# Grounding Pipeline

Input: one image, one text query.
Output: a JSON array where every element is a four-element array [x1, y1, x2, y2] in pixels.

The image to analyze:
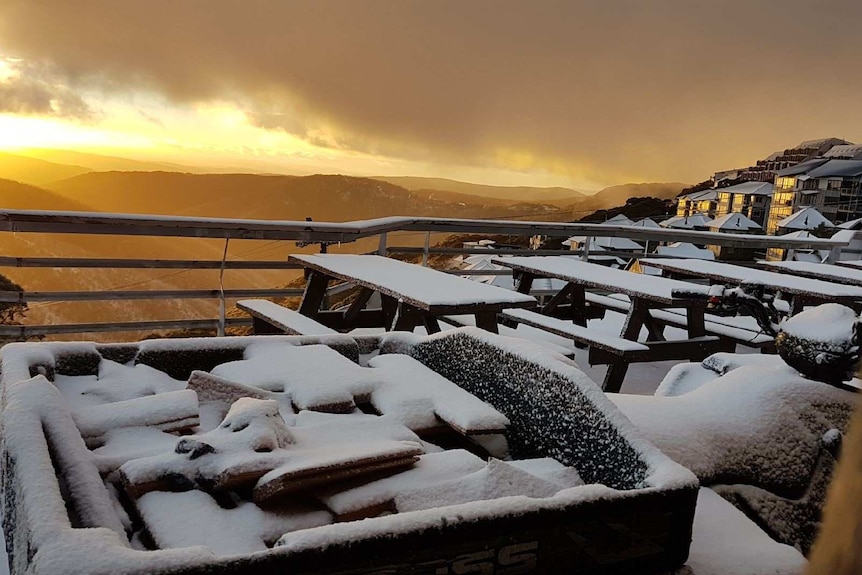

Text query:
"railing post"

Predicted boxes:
[[581, 236, 592, 261], [217, 238, 229, 337], [422, 232, 430, 267], [377, 232, 388, 256]]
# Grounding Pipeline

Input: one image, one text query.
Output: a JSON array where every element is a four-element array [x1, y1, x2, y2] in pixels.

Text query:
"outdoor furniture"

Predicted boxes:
[[493, 257, 725, 392], [288, 254, 536, 333], [640, 258, 862, 314], [237, 299, 339, 336], [758, 260, 862, 288]]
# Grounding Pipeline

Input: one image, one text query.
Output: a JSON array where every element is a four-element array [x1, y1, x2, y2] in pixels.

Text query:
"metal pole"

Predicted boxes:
[[581, 236, 592, 261], [377, 232, 388, 256], [217, 238, 229, 337], [422, 232, 430, 267]]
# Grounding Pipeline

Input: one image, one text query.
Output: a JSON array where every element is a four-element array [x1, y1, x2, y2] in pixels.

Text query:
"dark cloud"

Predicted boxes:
[[0, 1, 860, 184], [0, 60, 94, 119]]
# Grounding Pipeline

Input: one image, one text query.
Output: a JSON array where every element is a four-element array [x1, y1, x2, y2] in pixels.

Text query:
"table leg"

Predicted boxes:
[[381, 295, 398, 329], [391, 302, 419, 332], [344, 287, 374, 325], [475, 311, 499, 333], [543, 283, 574, 317], [423, 315, 442, 334], [515, 272, 535, 295], [570, 284, 587, 327], [621, 299, 648, 341], [686, 306, 706, 338], [298, 271, 331, 318], [603, 362, 629, 393]]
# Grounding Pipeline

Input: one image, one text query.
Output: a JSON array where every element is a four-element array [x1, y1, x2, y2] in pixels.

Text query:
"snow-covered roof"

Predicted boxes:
[[777, 207, 834, 231], [823, 143, 862, 159], [797, 137, 850, 149], [806, 159, 862, 178], [838, 216, 862, 230], [716, 181, 774, 196], [776, 158, 830, 177], [461, 255, 568, 293], [659, 213, 713, 229], [632, 217, 661, 229], [564, 235, 643, 250], [679, 189, 718, 202], [654, 242, 715, 260], [601, 214, 636, 226], [708, 212, 762, 232]]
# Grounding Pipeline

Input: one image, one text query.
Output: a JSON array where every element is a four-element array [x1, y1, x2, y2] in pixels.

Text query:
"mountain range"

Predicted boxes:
[[0, 148, 687, 339]]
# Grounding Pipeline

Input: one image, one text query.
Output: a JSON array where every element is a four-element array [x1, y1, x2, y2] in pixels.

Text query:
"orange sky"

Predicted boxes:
[[1, 1, 860, 191]]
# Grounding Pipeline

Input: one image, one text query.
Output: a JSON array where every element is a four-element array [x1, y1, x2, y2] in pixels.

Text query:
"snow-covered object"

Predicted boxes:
[[0, 332, 698, 575], [654, 242, 715, 260], [776, 303, 861, 384], [367, 354, 510, 434], [72, 389, 200, 447], [137, 490, 332, 556], [211, 342, 380, 412], [632, 217, 661, 229], [611, 360, 857, 552], [395, 459, 560, 512]]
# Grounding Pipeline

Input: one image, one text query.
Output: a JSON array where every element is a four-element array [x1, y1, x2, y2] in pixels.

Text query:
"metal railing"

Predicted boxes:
[[0, 208, 852, 340]]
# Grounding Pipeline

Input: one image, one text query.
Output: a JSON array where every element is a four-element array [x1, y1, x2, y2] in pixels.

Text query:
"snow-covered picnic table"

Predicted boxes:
[[758, 260, 862, 288], [641, 257, 862, 314], [492, 257, 725, 392], [288, 254, 536, 333]]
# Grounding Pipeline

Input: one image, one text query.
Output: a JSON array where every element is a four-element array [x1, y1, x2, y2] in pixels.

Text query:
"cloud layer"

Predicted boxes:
[[1, 1, 860, 185]]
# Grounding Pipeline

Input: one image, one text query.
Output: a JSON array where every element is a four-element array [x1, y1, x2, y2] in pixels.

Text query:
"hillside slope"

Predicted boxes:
[[373, 176, 584, 203], [46, 172, 559, 221], [0, 152, 92, 186]]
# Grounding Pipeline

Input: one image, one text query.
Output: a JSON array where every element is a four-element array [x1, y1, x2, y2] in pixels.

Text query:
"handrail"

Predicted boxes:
[[0, 209, 849, 249], [0, 208, 856, 339]]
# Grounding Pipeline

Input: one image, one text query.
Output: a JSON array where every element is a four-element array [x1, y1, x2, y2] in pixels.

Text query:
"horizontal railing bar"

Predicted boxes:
[[0, 317, 253, 337], [388, 247, 575, 256], [0, 288, 304, 303], [0, 256, 299, 269], [0, 209, 850, 249]]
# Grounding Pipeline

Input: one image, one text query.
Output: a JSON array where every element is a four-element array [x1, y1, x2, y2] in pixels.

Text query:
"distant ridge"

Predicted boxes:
[[0, 152, 92, 186], [373, 176, 586, 203]]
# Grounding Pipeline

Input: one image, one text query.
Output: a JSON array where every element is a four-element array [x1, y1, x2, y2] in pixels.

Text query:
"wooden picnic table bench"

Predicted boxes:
[[584, 293, 774, 350], [492, 257, 725, 392], [757, 260, 862, 288], [236, 299, 338, 336], [640, 258, 862, 315], [288, 254, 537, 334]]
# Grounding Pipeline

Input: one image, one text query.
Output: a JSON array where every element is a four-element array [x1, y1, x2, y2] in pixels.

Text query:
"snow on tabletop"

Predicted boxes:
[[317, 450, 485, 516], [779, 303, 859, 345], [211, 342, 380, 411], [367, 354, 510, 433], [682, 488, 806, 575], [95, 360, 187, 401], [492, 256, 710, 302], [760, 259, 862, 284], [137, 490, 332, 556], [610, 364, 857, 491], [395, 459, 560, 512], [639, 257, 862, 298], [289, 254, 537, 307]]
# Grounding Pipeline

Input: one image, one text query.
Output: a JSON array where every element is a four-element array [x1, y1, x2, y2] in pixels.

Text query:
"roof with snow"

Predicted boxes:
[[776, 158, 830, 177], [602, 214, 636, 226], [659, 213, 713, 229], [563, 235, 643, 250], [708, 212, 762, 232], [838, 217, 862, 230], [777, 207, 835, 231], [654, 242, 715, 260], [806, 159, 862, 178], [632, 217, 661, 228], [796, 137, 851, 149], [678, 189, 718, 202], [823, 144, 862, 159], [716, 181, 774, 196]]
